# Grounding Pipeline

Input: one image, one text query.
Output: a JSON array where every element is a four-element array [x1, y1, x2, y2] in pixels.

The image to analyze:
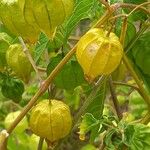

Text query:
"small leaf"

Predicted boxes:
[[34, 32, 49, 63], [78, 113, 99, 141], [1, 76, 24, 103], [47, 54, 86, 91], [85, 80, 107, 119]]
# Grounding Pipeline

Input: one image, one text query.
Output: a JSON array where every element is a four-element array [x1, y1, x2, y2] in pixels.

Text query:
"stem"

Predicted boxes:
[[128, 2, 150, 16], [19, 37, 42, 82], [118, 3, 150, 15], [123, 54, 150, 107], [120, 17, 128, 47], [0, 131, 8, 150], [73, 76, 107, 130], [38, 137, 44, 150], [100, 0, 111, 12], [37, 67, 46, 72], [119, 17, 150, 107], [109, 77, 122, 120], [141, 112, 150, 124], [113, 81, 140, 93]]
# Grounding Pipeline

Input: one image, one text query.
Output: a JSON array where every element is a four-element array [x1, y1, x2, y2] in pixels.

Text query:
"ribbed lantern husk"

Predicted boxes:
[[29, 99, 72, 142], [0, 132, 7, 150], [6, 44, 32, 83], [76, 28, 123, 81], [0, 0, 74, 42]]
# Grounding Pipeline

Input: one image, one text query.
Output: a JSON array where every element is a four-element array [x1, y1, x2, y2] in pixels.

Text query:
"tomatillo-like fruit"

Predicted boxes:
[[76, 28, 123, 81], [29, 99, 72, 142]]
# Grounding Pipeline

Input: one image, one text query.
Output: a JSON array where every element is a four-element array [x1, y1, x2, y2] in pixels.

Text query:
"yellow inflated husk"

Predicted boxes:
[[0, 0, 74, 42], [29, 99, 72, 142], [76, 28, 123, 81], [6, 44, 32, 83]]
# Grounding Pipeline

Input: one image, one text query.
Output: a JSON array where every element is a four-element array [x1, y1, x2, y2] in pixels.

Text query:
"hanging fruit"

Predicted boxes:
[[0, 0, 74, 42], [76, 28, 123, 81], [0, 32, 12, 71], [4, 111, 28, 133], [29, 99, 72, 142], [6, 44, 33, 83]]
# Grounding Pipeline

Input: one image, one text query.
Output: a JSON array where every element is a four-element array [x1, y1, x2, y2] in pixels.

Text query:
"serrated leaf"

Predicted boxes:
[[129, 31, 150, 92], [34, 32, 49, 63], [85, 80, 107, 119], [78, 113, 99, 141]]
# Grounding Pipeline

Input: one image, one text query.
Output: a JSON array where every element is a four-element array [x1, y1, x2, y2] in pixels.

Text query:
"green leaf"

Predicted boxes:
[[129, 31, 150, 92], [115, 21, 136, 48], [47, 54, 86, 91], [126, 123, 150, 150], [34, 32, 49, 63], [104, 128, 117, 150], [132, 31, 150, 75], [123, 0, 148, 21], [1, 76, 24, 103], [64, 86, 82, 110], [129, 91, 147, 119], [78, 113, 100, 141], [85, 80, 107, 119]]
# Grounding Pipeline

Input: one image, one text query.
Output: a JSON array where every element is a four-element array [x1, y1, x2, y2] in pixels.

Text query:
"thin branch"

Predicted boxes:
[[69, 36, 80, 41], [119, 16, 150, 108], [109, 14, 128, 22], [109, 77, 122, 120], [128, 2, 150, 16], [38, 137, 44, 150], [118, 2, 150, 15], [113, 81, 140, 92], [100, 0, 111, 12], [0, 130, 8, 150], [141, 112, 150, 124], [120, 17, 128, 47], [19, 37, 42, 82], [37, 67, 47, 72], [123, 54, 150, 107]]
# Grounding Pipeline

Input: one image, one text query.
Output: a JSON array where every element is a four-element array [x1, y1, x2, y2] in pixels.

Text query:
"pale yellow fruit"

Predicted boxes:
[[4, 111, 28, 134], [76, 28, 123, 81], [29, 99, 72, 142]]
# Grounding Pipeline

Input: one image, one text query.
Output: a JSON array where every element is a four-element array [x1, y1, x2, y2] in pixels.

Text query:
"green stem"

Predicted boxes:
[[141, 112, 150, 124], [109, 77, 122, 120], [119, 17, 150, 121], [113, 81, 140, 92], [38, 137, 44, 150], [123, 54, 150, 107]]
